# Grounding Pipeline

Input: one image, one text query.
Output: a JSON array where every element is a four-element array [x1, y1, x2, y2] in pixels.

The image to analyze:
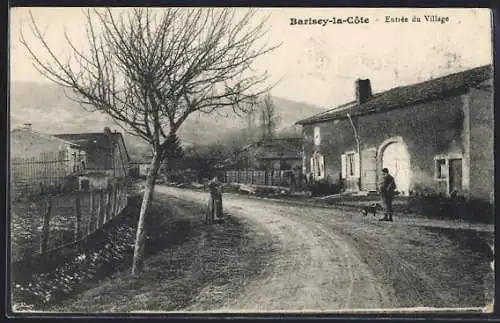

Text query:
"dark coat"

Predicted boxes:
[[380, 174, 396, 197]]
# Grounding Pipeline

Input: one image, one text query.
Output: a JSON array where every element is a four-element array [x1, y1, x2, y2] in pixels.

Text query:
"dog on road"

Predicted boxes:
[[361, 203, 384, 217]]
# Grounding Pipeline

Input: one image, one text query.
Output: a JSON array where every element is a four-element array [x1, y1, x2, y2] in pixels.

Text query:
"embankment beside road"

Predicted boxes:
[[19, 192, 275, 313]]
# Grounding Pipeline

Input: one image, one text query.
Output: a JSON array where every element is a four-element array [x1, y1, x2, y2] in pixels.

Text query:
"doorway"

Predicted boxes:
[[380, 140, 411, 196], [448, 158, 463, 194]]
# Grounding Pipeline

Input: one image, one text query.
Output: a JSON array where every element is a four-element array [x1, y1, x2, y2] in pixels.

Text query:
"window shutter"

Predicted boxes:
[[354, 153, 360, 178], [319, 155, 325, 179], [341, 154, 347, 179], [310, 157, 315, 178], [314, 127, 321, 146]]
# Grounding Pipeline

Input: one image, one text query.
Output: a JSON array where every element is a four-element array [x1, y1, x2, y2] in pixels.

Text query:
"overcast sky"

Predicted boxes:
[[10, 7, 492, 108]]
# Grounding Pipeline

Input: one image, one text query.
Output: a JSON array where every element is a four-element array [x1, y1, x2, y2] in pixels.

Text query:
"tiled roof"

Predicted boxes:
[[296, 65, 493, 125]]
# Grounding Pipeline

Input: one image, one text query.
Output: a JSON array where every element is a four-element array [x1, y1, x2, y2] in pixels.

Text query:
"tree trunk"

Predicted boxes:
[[131, 152, 162, 276], [74, 193, 82, 241]]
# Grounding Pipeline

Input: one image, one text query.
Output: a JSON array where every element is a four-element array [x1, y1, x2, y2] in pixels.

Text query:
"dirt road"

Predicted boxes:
[[156, 186, 494, 312]]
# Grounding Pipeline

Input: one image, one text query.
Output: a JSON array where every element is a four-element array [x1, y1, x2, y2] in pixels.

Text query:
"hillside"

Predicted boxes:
[[10, 82, 324, 159]]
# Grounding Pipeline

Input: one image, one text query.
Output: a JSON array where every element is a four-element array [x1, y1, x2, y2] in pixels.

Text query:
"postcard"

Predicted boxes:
[[8, 7, 494, 315]]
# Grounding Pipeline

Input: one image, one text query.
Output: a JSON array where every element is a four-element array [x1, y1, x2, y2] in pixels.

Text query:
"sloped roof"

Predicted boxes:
[[11, 127, 83, 159], [53, 132, 130, 161], [296, 65, 493, 125], [241, 137, 302, 160], [11, 127, 82, 149]]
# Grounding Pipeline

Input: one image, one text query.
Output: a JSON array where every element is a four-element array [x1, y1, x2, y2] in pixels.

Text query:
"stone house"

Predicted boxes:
[[296, 65, 493, 202]]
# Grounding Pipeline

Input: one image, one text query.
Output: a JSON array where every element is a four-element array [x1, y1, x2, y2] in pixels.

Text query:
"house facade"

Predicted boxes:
[[296, 65, 493, 202], [53, 127, 130, 189], [10, 124, 87, 198]]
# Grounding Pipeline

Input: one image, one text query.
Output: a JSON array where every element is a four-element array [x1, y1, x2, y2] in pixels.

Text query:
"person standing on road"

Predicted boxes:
[[208, 176, 223, 220], [379, 168, 396, 222]]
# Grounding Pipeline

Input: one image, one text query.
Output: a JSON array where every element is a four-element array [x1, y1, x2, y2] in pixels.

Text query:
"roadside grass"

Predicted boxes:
[[46, 192, 274, 313]]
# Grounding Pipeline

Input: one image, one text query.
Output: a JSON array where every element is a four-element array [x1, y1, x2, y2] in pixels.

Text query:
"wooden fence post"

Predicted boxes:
[[106, 184, 113, 220], [74, 193, 82, 241], [98, 189, 105, 226], [106, 184, 113, 221], [120, 183, 125, 212], [90, 190, 96, 232], [113, 183, 119, 216], [40, 194, 52, 255], [95, 190, 101, 228], [116, 184, 121, 215], [112, 183, 118, 217]]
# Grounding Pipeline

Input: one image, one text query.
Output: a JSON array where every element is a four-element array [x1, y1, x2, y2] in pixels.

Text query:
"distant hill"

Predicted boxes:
[[10, 82, 324, 159]]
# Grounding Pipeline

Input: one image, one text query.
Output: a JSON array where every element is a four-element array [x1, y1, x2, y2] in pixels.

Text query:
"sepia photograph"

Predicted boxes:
[[8, 7, 494, 315]]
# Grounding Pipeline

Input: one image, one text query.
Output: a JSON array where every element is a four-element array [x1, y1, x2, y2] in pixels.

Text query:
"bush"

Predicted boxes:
[[406, 194, 494, 224], [307, 180, 344, 197]]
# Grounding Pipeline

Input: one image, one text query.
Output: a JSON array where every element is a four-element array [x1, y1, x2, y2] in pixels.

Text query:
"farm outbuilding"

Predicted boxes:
[[10, 124, 87, 199], [53, 127, 130, 189]]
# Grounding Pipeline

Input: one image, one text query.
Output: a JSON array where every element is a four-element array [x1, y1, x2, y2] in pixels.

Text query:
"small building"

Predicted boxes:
[[53, 127, 130, 190], [224, 137, 304, 189], [232, 137, 303, 171], [128, 162, 149, 179], [296, 65, 493, 202], [10, 123, 87, 198], [129, 160, 164, 179]]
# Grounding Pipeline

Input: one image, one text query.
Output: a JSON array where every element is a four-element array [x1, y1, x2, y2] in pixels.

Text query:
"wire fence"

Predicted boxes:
[[11, 151, 76, 201], [11, 179, 129, 263]]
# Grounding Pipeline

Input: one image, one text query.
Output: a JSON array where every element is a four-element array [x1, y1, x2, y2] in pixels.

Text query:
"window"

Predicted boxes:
[[314, 127, 321, 146], [341, 152, 360, 179], [79, 177, 90, 191], [310, 152, 325, 180], [435, 158, 447, 179], [434, 154, 465, 195]]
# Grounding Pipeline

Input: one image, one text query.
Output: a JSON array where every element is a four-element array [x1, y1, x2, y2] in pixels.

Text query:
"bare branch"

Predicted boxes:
[[20, 7, 280, 274]]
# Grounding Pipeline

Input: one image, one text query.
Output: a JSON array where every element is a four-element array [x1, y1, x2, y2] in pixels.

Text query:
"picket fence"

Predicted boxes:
[[224, 169, 297, 187]]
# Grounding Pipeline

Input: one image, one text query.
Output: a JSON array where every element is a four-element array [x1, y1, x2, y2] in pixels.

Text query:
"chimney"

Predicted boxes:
[[355, 78, 372, 105], [104, 127, 112, 136], [23, 123, 32, 130]]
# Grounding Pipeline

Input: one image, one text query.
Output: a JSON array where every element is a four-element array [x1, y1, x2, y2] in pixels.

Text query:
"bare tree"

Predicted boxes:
[[259, 93, 280, 140], [20, 7, 280, 275]]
